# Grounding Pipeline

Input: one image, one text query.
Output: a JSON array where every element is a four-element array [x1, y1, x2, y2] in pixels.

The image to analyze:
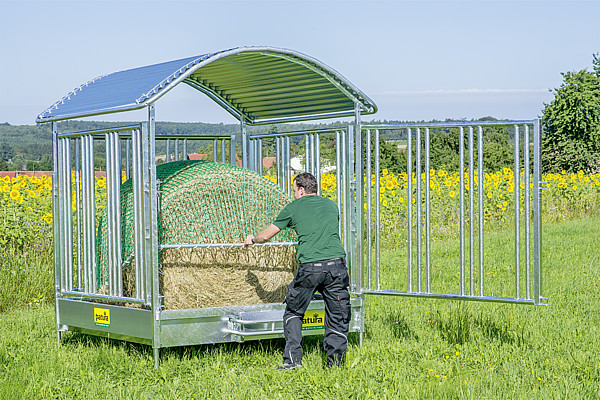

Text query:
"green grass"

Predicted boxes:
[[0, 240, 53, 312], [1, 217, 599, 399]]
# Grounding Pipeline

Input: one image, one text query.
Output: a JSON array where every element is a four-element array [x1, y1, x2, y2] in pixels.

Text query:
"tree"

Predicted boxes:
[[0, 142, 14, 161], [542, 54, 600, 173]]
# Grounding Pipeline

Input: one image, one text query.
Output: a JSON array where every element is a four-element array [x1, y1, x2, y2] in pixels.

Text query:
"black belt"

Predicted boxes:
[[301, 258, 345, 268]]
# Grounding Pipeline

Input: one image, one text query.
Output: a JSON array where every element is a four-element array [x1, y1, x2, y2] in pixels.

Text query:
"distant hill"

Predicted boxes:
[[0, 117, 498, 171]]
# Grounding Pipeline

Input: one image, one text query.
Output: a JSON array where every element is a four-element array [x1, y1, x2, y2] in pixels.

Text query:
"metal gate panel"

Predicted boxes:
[[358, 120, 546, 306]]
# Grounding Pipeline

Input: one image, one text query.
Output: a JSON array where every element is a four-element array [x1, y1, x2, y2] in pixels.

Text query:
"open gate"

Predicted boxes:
[[350, 120, 545, 306]]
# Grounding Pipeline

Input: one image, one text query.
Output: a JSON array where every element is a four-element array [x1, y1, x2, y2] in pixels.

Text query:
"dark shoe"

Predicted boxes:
[[276, 363, 302, 371]]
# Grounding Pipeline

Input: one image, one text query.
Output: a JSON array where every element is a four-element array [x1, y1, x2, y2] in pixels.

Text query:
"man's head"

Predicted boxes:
[[293, 173, 318, 199]]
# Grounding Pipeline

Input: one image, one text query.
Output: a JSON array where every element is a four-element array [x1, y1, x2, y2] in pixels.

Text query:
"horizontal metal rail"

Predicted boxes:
[[249, 126, 342, 139], [229, 318, 282, 325], [158, 241, 298, 250], [362, 289, 547, 305], [251, 110, 357, 125], [58, 124, 141, 139], [363, 120, 535, 129], [155, 134, 235, 140], [222, 328, 284, 337], [60, 290, 146, 304]]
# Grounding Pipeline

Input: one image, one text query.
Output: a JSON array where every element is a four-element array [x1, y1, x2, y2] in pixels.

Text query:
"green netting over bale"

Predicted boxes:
[[96, 160, 298, 309]]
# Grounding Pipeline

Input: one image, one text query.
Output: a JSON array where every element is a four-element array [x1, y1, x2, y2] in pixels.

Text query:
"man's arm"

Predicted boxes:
[[244, 224, 281, 247]]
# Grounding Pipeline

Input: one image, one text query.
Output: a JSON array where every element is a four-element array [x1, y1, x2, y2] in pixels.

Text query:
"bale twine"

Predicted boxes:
[[96, 160, 297, 309]]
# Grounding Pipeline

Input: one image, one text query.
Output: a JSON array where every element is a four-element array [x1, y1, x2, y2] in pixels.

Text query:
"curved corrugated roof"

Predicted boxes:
[[36, 46, 377, 124]]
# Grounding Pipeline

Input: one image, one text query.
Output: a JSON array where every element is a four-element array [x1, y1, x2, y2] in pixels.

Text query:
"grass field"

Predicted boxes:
[[1, 216, 598, 399]]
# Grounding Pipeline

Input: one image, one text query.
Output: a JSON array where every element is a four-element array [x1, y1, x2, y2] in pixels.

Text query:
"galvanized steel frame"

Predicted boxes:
[[50, 114, 546, 372]]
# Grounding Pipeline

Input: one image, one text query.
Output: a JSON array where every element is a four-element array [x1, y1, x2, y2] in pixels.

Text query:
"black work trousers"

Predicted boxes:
[[282, 258, 351, 367]]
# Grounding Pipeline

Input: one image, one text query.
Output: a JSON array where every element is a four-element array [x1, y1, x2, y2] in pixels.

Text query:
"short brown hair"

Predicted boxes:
[[294, 173, 318, 194]]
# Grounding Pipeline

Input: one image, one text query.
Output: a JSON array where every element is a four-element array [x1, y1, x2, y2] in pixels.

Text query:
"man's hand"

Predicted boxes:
[[243, 224, 281, 247], [244, 235, 256, 247]]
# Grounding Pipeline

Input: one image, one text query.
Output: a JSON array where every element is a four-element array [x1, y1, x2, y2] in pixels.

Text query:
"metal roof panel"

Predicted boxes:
[[36, 47, 377, 124]]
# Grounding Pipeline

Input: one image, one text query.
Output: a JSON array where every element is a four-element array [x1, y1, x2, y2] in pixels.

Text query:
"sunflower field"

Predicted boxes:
[[0, 166, 599, 310], [0, 174, 113, 249], [1, 168, 599, 250]]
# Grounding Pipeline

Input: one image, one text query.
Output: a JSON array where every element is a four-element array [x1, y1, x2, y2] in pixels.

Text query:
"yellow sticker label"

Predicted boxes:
[[94, 308, 110, 327], [302, 310, 325, 330]]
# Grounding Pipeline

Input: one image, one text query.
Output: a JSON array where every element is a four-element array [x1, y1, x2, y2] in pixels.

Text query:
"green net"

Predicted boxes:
[[96, 160, 298, 309]]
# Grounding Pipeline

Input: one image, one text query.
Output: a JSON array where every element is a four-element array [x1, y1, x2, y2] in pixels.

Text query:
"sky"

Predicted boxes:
[[0, 0, 599, 126]]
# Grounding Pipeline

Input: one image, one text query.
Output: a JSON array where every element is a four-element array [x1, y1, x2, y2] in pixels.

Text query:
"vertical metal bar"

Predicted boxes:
[[478, 126, 484, 296], [80, 137, 89, 293], [166, 139, 171, 163], [256, 139, 261, 172], [148, 105, 161, 366], [126, 139, 131, 180], [258, 139, 263, 175], [61, 139, 69, 292], [416, 127, 422, 293], [89, 135, 97, 292], [65, 139, 73, 291], [407, 128, 413, 292], [514, 125, 521, 298], [425, 128, 431, 293], [230, 134, 236, 166], [105, 132, 114, 295], [375, 129, 381, 291], [142, 124, 152, 302], [75, 139, 82, 289], [366, 129, 372, 289], [315, 134, 321, 195], [52, 122, 61, 343], [468, 126, 475, 296], [304, 134, 310, 174], [346, 125, 355, 293], [132, 127, 143, 299], [341, 130, 348, 252], [248, 138, 254, 171], [276, 137, 281, 188], [241, 120, 248, 169], [82, 134, 96, 293], [311, 134, 316, 176], [533, 119, 542, 305], [336, 131, 342, 238], [213, 139, 218, 162], [183, 139, 188, 161], [56, 138, 64, 292], [221, 139, 226, 164], [354, 108, 363, 295], [524, 124, 531, 299], [114, 132, 123, 296], [286, 136, 291, 196], [57, 137, 65, 292], [459, 127, 465, 296], [174, 139, 179, 162]]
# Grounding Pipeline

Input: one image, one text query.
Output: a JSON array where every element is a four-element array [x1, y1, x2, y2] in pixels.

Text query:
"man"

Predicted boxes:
[[244, 172, 350, 370]]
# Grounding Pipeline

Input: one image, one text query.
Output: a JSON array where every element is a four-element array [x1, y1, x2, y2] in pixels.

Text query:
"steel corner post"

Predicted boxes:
[[52, 122, 62, 344], [148, 105, 162, 368]]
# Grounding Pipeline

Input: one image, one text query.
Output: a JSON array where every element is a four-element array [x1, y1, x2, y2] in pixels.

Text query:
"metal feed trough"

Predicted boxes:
[[37, 46, 546, 367]]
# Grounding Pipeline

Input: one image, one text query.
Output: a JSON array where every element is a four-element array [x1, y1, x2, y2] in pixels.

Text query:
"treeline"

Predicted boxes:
[[0, 117, 551, 174], [0, 118, 471, 171]]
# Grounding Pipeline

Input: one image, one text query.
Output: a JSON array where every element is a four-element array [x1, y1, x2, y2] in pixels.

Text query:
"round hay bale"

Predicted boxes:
[[96, 160, 297, 309]]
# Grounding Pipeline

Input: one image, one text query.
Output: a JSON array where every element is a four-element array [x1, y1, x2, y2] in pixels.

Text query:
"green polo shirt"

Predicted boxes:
[[273, 195, 346, 264]]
